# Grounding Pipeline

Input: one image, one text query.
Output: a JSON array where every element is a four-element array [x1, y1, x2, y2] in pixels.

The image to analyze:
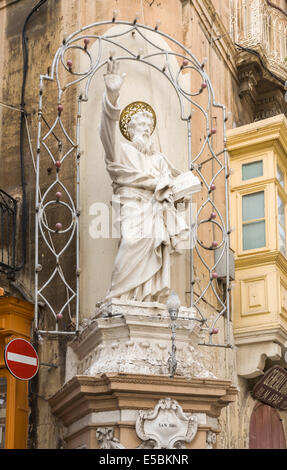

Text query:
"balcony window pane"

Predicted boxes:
[[277, 164, 284, 188], [278, 195, 285, 226], [0, 377, 7, 449], [279, 225, 286, 256], [243, 221, 266, 250], [242, 160, 263, 181], [242, 192, 264, 222], [278, 195, 286, 255]]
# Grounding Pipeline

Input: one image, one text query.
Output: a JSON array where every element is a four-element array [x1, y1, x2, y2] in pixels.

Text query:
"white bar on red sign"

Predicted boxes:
[[7, 352, 38, 366]]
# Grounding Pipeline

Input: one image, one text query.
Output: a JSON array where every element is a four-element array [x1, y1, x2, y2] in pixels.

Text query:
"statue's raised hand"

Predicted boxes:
[[104, 58, 126, 106]]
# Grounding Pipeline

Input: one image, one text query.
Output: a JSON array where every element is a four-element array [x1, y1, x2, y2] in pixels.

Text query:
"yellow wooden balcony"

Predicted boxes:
[[227, 114, 287, 378]]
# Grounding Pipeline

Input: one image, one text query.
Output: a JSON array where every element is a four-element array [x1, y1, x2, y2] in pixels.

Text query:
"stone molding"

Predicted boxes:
[[50, 373, 238, 425], [191, 0, 238, 80], [49, 373, 237, 448], [0, 0, 20, 10]]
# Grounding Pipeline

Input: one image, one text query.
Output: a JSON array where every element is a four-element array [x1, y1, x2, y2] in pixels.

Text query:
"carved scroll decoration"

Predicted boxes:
[[135, 398, 198, 449]]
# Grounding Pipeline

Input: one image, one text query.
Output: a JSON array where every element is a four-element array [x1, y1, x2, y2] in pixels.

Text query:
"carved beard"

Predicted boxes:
[[131, 133, 154, 156]]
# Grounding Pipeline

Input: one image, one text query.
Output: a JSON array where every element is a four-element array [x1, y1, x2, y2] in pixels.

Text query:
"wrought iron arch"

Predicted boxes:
[[35, 18, 232, 347]]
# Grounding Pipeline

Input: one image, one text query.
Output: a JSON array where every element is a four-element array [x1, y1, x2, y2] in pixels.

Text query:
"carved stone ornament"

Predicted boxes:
[[206, 430, 217, 449], [136, 398, 198, 449], [96, 427, 125, 449], [65, 299, 216, 383]]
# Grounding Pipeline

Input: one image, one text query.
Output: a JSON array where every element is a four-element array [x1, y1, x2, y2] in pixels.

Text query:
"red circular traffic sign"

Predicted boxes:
[[4, 338, 39, 380]]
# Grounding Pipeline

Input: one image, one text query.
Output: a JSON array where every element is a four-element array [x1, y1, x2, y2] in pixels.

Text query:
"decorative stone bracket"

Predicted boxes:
[[236, 54, 287, 123]]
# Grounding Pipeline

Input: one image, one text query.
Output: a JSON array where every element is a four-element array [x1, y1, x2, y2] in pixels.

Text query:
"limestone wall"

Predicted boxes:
[[0, 0, 284, 449]]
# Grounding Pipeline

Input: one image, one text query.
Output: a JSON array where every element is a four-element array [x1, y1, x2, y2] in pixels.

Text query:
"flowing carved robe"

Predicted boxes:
[[100, 93, 189, 302]]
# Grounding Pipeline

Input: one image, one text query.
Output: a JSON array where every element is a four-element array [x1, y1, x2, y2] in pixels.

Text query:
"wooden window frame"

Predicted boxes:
[[237, 184, 269, 256]]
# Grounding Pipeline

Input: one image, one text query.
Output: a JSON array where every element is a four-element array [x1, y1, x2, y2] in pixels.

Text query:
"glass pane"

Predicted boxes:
[[0, 377, 7, 449], [242, 160, 263, 180], [279, 227, 286, 255], [277, 164, 284, 188], [243, 220, 266, 250], [242, 192, 264, 222], [278, 195, 285, 228]]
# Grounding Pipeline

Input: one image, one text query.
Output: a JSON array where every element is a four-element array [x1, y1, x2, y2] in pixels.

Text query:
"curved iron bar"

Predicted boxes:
[[35, 20, 232, 347]]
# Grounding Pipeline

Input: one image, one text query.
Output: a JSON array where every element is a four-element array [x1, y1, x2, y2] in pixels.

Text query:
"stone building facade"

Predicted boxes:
[[0, 0, 287, 449]]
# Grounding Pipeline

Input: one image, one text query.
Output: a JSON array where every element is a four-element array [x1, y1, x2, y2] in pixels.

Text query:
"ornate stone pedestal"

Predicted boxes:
[[65, 299, 213, 381], [50, 300, 237, 448]]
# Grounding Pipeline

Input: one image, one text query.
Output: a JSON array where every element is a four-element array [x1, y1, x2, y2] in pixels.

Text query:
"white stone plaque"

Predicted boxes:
[[136, 398, 198, 449]]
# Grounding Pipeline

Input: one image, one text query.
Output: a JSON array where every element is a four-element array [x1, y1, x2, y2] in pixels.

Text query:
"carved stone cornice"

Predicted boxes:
[[254, 89, 286, 122], [49, 373, 238, 428]]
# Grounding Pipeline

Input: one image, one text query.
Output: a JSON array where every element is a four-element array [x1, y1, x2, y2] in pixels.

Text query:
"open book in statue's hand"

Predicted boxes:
[[172, 171, 201, 202]]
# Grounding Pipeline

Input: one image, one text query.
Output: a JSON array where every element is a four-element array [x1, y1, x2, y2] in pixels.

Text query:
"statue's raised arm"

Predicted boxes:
[[100, 58, 126, 163]]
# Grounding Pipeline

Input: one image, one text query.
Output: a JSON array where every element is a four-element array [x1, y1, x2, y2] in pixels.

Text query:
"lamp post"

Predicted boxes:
[[167, 291, 180, 378]]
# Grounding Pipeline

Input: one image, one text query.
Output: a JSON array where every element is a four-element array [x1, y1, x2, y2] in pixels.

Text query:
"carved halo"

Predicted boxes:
[[119, 101, 156, 141]]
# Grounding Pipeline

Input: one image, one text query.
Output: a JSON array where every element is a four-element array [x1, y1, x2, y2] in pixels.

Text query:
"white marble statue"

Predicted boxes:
[[99, 58, 200, 303]]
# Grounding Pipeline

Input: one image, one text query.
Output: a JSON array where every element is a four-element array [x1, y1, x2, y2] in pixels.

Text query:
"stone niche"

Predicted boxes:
[[79, 24, 192, 318]]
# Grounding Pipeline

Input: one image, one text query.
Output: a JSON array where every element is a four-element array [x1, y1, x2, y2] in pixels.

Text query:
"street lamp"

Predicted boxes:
[[167, 291, 180, 377]]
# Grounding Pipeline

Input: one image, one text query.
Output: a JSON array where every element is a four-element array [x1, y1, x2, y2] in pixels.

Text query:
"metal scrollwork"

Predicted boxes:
[[35, 18, 232, 346]]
